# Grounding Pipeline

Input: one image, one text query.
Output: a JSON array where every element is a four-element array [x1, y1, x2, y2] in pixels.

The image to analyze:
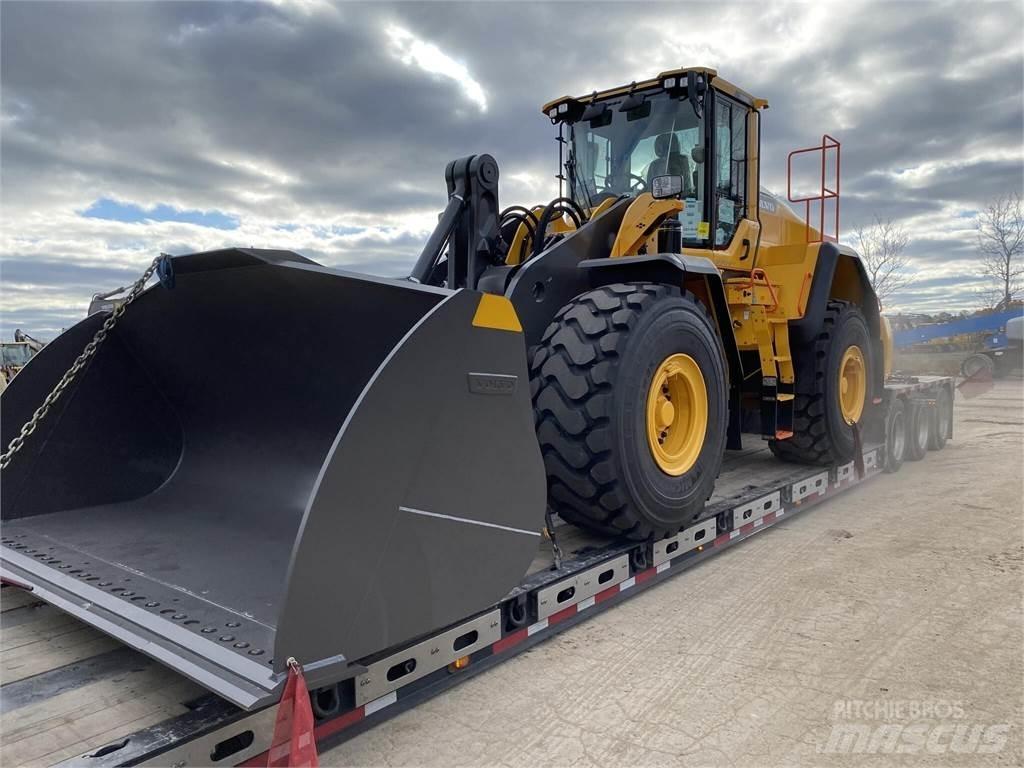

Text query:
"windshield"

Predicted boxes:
[[568, 92, 706, 242], [1, 344, 34, 367]]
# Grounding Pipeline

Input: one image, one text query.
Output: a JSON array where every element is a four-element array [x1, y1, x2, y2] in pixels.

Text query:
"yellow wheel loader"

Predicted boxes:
[[0, 67, 888, 709]]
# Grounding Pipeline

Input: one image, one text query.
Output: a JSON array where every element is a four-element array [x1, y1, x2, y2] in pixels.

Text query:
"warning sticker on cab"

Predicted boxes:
[[681, 198, 699, 239]]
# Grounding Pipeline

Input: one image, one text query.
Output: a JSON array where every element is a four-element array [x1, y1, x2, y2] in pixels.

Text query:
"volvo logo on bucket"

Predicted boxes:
[[468, 372, 518, 395]]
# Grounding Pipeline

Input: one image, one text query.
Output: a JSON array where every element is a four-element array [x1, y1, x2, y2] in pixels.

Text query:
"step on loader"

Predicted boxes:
[[1, 67, 893, 709]]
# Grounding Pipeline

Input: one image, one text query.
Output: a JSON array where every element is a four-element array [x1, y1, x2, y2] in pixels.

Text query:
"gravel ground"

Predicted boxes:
[[326, 379, 1024, 767]]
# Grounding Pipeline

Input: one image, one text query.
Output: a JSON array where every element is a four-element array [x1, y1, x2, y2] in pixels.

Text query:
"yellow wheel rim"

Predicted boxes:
[[646, 353, 708, 476], [839, 345, 867, 424]]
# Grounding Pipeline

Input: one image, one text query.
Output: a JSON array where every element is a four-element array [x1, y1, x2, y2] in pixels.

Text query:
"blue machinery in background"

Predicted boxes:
[[892, 309, 1024, 350]]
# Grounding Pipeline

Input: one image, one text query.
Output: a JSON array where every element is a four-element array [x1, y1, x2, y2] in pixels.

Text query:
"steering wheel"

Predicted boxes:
[[587, 175, 647, 205]]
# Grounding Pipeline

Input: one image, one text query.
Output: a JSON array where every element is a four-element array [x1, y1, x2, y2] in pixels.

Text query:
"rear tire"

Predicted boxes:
[[770, 300, 872, 465], [905, 400, 930, 461], [927, 387, 952, 450], [882, 398, 906, 473], [530, 283, 728, 541]]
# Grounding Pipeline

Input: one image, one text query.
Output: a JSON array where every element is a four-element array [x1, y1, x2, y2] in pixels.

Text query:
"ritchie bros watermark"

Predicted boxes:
[[819, 699, 1011, 755]]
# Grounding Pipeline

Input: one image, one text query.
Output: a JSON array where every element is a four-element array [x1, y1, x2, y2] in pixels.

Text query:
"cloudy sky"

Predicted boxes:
[[2, 0, 1022, 337]]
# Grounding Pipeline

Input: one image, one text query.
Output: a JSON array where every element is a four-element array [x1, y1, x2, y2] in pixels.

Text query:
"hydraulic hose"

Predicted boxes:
[[499, 206, 539, 263], [531, 197, 586, 258]]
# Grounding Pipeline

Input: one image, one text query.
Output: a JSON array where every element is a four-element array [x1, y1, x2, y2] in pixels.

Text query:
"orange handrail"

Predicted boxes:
[[787, 135, 840, 244]]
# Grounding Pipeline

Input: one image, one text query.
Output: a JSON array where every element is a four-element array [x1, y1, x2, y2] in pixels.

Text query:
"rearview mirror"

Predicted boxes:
[[651, 175, 683, 200]]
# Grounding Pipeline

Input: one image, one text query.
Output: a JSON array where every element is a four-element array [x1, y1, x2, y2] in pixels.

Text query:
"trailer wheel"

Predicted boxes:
[[905, 400, 930, 461], [928, 387, 952, 450], [530, 283, 728, 541], [770, 300, 872, 465], [883, 398, 906, 473]]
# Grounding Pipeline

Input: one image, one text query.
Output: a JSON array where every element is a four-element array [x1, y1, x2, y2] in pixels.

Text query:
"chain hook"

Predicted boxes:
[[157, 253, 175, 290]]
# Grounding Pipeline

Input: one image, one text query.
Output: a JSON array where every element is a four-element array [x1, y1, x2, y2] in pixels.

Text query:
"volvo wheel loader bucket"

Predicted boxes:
[[0, 248, 546, 709]]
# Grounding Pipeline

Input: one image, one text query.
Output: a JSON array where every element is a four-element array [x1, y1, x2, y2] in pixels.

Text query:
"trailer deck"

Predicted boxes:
[[0, 377, 954, 767]]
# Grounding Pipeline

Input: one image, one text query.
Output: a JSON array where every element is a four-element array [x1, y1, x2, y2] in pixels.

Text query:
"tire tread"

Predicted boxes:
[[530, 283, 717, 540]]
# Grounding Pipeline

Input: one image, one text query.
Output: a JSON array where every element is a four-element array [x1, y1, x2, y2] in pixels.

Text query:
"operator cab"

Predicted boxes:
[[544, 68, 764, 252]]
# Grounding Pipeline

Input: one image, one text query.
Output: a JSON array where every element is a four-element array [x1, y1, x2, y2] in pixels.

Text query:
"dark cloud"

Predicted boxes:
[[1, 0, 1022, 335]]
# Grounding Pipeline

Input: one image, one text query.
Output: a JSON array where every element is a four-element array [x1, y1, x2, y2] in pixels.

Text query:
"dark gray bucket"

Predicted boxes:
[[0, 248, 545, 708]]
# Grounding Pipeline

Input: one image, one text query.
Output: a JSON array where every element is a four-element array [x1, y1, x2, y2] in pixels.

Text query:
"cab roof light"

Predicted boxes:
[[545, 97, 587, 123]]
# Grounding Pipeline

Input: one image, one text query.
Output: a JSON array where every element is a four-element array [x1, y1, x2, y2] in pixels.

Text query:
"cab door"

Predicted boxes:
[[711, 92, 749, 250]]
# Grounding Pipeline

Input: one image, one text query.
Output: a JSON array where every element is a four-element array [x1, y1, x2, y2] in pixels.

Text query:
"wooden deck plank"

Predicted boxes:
[[0, 669, 201, 767], [1, 602, 61, 630], [2, 609, 92, 650], [2, 629, 122, 684], [1, 587, 43, 613]]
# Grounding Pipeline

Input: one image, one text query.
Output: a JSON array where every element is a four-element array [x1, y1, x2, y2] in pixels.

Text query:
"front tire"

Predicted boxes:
[[530, 283, 728, 541]]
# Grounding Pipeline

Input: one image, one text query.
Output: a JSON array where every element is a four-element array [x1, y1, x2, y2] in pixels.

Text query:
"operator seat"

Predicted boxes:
[[647, 133, 691, 194]]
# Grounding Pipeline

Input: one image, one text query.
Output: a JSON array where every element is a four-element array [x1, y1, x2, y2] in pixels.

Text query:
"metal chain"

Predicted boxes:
[[0, 254, 168, 470]]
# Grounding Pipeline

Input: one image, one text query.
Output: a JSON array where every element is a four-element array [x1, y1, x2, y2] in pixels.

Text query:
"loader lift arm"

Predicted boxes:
[[410, 154, 501, 290]]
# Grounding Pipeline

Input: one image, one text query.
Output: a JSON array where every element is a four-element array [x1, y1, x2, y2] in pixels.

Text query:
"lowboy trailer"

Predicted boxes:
[[1, 374, 952, 767]]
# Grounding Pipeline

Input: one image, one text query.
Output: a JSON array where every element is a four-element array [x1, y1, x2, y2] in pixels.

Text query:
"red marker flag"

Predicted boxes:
[[267, 658, 319, 768]]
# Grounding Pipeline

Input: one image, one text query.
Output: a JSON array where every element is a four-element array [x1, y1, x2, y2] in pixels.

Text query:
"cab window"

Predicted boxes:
[[714, 95, 747, 246], [569, 92, 708, 245]]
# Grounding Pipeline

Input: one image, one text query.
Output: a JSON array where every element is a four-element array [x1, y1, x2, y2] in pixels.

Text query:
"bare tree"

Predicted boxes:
[[853, 215, 912, 306], [977, 191, 1024, 309]]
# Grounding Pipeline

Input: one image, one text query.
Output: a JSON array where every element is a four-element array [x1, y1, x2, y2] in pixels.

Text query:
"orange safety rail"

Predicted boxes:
[[787, 134, 840, 244]]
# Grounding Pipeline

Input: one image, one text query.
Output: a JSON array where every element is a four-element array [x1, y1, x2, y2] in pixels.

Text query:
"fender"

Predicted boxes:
[[790, 241, 885, 398], [577, 253, 744, 385]]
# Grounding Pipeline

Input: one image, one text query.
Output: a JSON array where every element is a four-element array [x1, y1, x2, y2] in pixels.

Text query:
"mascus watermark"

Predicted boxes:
[[819, 699, 1011, 755]]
